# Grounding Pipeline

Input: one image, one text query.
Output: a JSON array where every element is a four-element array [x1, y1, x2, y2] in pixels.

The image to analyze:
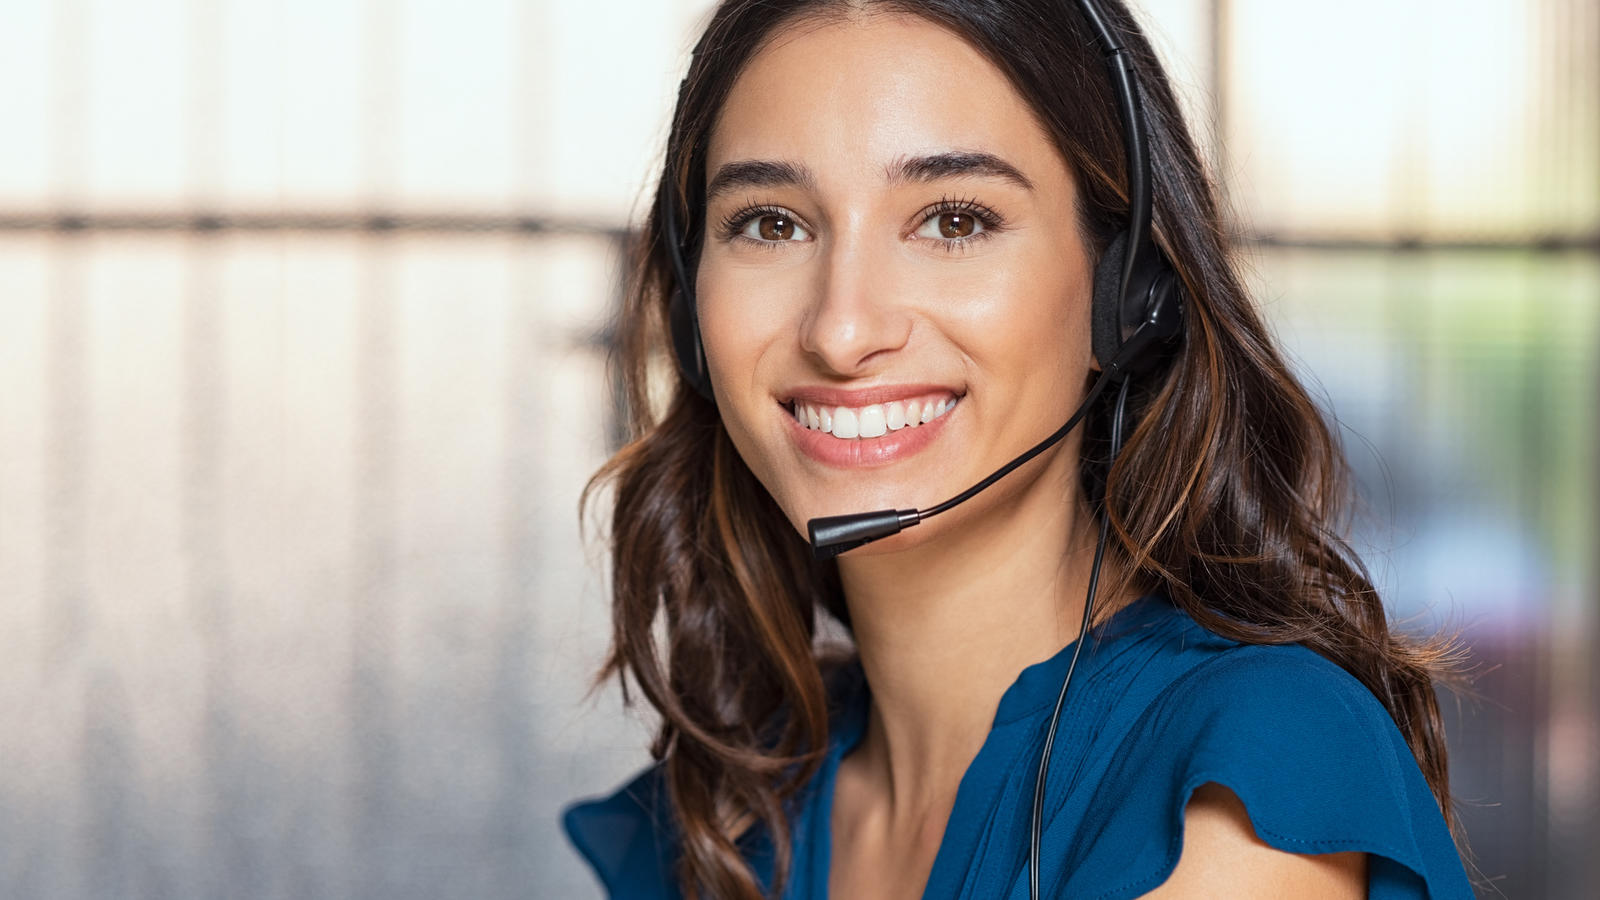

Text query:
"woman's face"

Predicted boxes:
[[698, 12, 1096, 551]]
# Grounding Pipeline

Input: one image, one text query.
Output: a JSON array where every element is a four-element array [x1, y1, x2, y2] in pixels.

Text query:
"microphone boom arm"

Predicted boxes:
[[806, 367, 1118, 560]]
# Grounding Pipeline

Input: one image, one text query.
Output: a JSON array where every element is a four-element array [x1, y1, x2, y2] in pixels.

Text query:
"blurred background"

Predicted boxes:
[[0, 0, 1592, 897]]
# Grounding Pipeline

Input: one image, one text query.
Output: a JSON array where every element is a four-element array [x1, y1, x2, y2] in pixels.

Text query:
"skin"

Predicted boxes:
[[696, 11, 1365, 899]]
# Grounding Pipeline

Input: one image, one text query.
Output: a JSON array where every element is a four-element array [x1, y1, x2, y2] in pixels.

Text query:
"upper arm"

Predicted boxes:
[[1140, 782, 1367, 899]]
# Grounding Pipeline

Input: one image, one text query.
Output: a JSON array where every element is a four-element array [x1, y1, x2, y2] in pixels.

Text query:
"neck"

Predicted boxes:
[[834, 448, 1135, 828]]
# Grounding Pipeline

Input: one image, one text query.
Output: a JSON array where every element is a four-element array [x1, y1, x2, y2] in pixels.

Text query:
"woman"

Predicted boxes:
[[562, 1, 1474, 898]]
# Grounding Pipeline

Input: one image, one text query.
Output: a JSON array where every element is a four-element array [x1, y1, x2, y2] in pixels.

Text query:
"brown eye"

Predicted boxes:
[[734, 211, 810, 243], [916, 207, 990, 243], [937, 212, 977, 239], [758, 215, 796, 241]]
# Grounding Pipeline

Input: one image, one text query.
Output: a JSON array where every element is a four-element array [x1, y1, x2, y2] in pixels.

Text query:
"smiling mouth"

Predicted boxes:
[[787, 392, 959, 440]]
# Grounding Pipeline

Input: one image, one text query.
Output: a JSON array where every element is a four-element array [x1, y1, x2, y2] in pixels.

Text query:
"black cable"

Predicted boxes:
[[1029, 375, 1132, 900], [921, 366, 1117, 521]]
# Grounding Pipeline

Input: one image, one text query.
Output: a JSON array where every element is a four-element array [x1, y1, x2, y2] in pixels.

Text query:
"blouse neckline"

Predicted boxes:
[[805, 591, 1173, 899]]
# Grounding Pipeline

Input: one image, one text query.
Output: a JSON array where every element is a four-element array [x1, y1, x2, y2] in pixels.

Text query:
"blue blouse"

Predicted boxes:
[[562, 593, 1474, 898]]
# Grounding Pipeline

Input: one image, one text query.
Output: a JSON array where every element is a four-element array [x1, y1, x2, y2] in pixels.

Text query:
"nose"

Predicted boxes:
[[798, 236, 913, 377]]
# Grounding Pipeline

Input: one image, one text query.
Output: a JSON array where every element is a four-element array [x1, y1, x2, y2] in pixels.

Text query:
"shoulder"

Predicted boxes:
[[1147, 781, 1367, 899], [1070, 631, 1474, 899], [1090, 603, 1425, 796], [561, 762, 682, 900], [1144, 641, 1407, 776]]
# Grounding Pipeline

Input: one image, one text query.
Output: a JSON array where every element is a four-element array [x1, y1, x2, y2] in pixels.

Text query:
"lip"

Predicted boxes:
[[781, 395, 957, 469], [780, 383, 962, 408]]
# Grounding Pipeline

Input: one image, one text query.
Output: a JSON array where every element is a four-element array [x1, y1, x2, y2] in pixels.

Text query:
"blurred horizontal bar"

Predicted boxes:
[[0, 210, 1597, 254], [1248, 231, 1600, 254], [0, 210, 627, 240]]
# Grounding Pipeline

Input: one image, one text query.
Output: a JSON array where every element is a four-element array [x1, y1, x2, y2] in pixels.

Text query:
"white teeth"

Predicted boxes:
[[831, 406, 860, 439], [791, 395, 957, 440], [857, 405, 887, 438]]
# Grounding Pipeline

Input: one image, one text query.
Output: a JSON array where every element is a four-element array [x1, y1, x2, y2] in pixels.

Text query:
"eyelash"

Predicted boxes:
[[923, 196, 1005, 253], [715, 195, 1006, 254], [716, 204, 792, 252]]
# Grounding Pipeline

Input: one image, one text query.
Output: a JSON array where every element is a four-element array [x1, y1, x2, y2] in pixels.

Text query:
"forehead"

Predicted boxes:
[[705, 13, 1068, 186]]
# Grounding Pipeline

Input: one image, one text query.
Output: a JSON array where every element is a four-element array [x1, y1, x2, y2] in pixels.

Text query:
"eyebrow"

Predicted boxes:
[[705, 160, 819, 204], [886, 151, 1035, 192], [704, 150, 1034, 204]]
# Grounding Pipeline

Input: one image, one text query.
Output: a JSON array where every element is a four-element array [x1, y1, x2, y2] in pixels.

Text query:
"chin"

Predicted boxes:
[[781, 482, 916, 526]]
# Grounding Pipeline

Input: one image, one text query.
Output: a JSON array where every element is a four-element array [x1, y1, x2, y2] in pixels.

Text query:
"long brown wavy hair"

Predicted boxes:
[[580, 1, 1470, 897]]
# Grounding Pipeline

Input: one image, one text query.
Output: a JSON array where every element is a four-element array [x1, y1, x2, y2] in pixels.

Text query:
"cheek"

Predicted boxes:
[[695, 264, 796, 482], [960, 251, 1093, 393], [695, 262, 798, 381]]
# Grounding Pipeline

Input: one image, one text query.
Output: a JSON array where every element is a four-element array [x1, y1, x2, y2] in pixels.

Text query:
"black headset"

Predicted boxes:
[[657, 1, 1185, 896]]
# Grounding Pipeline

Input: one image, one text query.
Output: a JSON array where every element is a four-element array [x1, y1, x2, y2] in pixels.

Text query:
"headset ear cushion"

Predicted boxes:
[[1091, 232, 1129, 372], [667, 287, 714, 401]]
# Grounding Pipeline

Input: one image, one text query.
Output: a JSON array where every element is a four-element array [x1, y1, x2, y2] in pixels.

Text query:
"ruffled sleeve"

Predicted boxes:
[[1064, 644, 1473, 900], [559, 661, 866, 899], [561, 763, 681, 899]]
